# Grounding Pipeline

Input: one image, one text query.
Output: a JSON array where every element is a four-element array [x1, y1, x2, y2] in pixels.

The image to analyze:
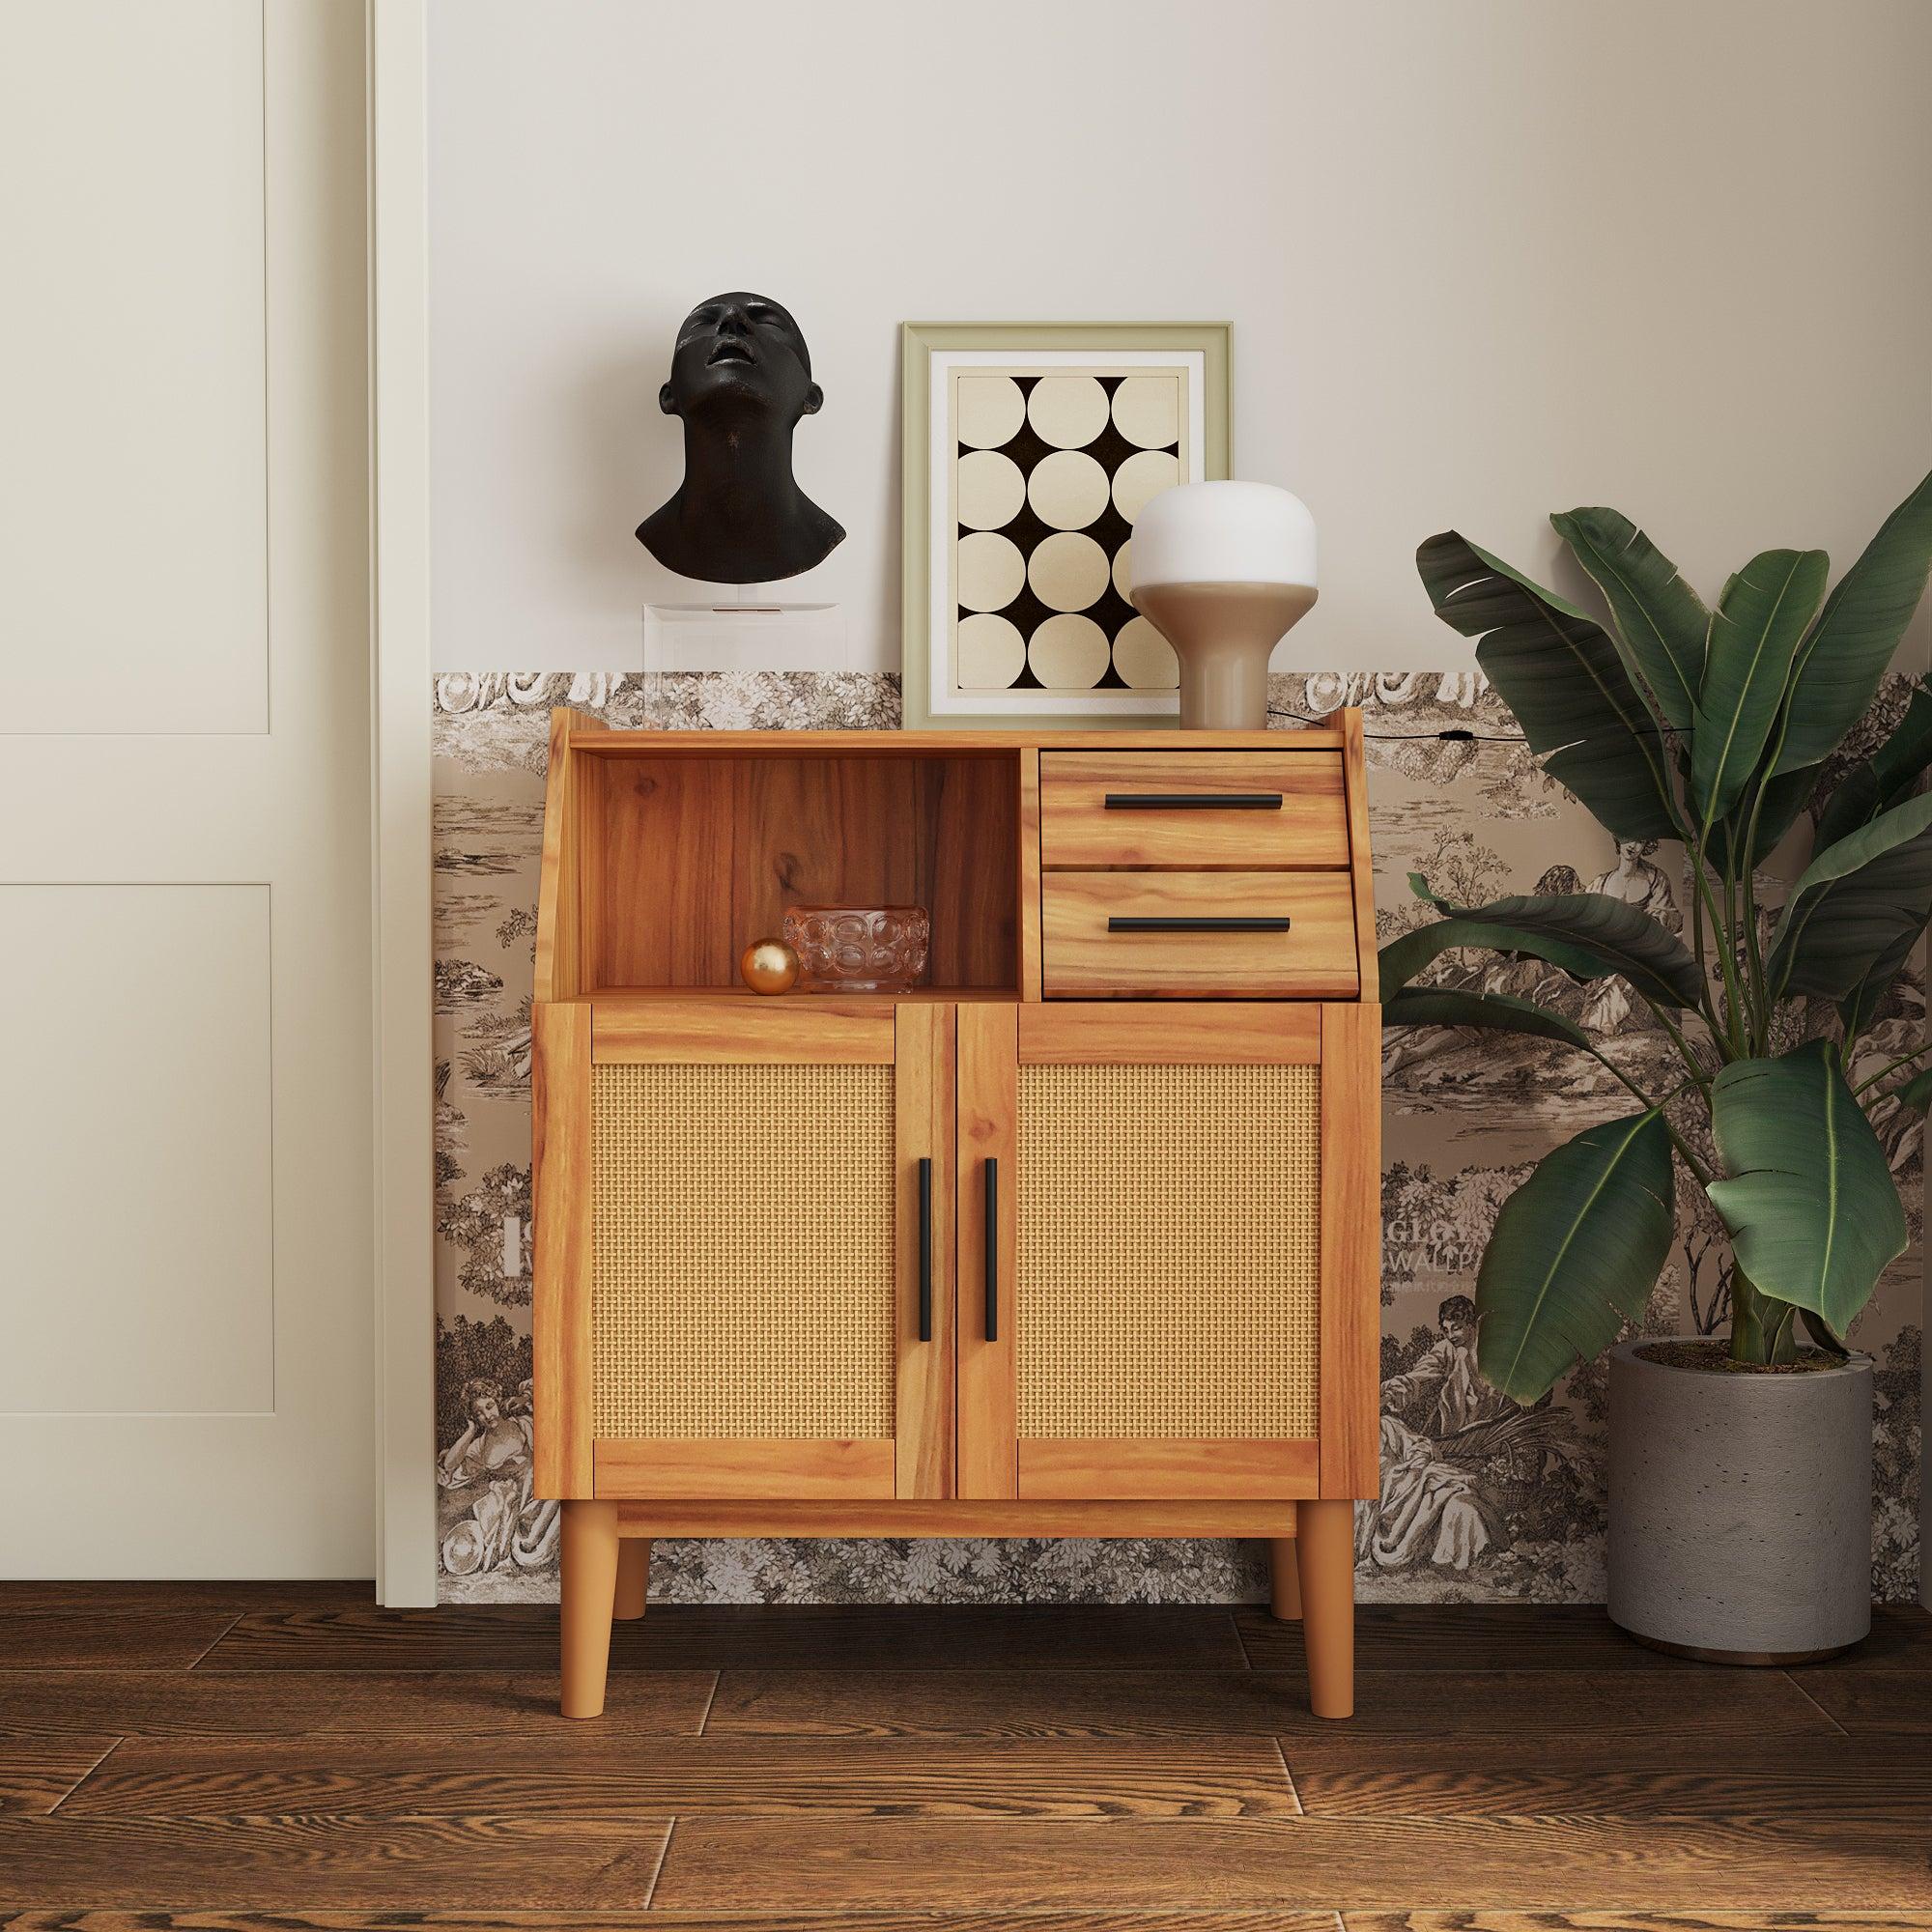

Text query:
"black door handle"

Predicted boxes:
[[1107, 917, 1292, 932], [917, 1156, 932, 1343], [1104, 792, 1283, 810], [983, 1156, 999, 1343]]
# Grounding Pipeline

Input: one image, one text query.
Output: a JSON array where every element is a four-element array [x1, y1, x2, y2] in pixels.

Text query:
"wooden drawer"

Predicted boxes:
[[1039, 751, 1350, 869], [1041, 872, 1360, 999]]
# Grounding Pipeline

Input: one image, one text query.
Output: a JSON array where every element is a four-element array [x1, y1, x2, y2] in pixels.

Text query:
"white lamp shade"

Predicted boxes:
[[1130, 480, 1318, 593]]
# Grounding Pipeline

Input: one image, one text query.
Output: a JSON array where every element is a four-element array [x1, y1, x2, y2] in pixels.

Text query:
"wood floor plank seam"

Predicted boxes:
[[1781, 1667, 1854, 1738], [182, 1613, 246, 1672], [42, 1734, 125, 1817], [641, 1811, 674, 1911], [1271, 1735, 1303, 1818]]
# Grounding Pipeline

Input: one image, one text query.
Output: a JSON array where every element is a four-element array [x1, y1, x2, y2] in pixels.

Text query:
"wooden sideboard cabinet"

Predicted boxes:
[[531, 708, 1380, 1719]]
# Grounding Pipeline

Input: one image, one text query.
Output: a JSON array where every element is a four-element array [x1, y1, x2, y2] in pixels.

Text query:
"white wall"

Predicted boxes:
[[429, 0, 1932, 674]]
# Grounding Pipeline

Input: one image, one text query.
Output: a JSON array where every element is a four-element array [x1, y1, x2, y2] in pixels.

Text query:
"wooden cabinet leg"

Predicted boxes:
[[1267, 1537, 1301, 1621], [1297, 1499, 1355, 1720], [613, 1537, 651, 1621], [560, 1499, 619, 1719]]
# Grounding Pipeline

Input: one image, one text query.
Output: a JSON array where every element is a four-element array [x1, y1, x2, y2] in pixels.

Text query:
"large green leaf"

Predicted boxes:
[[1389, 876, 1704, 1009], [1773, 467, 1932, 777], [1417, 532, 1676, 840], [1893, 1067, 1932, 1114], [1707, 1040, 1906, 1333], [1716, 762, 1820, 873], [1690, 549, 1829, 829], [1835, 920, 1928, 1039], [1765, 789, 1932, 999], [1814, 678, 1932, 852], [1475, 1110, 1675, 1401], [1551, 507, 1709, 729], [1383, 985, 1592, 1050]]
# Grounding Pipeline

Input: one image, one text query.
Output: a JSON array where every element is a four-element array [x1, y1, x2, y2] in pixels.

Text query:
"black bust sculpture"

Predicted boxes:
[[635, 292, 845, 584]]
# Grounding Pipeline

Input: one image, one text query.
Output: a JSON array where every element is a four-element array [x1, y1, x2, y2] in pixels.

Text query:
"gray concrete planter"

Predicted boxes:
[[1607, 1338, 1872, 1662]]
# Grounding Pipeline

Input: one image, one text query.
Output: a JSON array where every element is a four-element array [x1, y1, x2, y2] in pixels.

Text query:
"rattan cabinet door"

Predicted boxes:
[[964, 1005, 1326, 1501], [537, 999, 955, 1502]]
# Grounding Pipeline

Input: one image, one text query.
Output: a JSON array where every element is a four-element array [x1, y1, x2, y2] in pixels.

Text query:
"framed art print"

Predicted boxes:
[[901, 322, 1230, 730]]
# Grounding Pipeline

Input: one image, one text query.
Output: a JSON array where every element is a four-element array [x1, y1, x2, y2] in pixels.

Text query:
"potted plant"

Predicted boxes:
[[1386, 468, 1932, 1661]]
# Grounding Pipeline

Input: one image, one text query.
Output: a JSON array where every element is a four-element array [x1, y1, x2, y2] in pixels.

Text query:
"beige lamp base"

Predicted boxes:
[[1134, 581, 1317, 730]]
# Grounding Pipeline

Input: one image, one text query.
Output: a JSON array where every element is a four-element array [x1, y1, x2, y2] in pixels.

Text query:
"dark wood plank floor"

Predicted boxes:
[[0, 1584, 1928, 1927]]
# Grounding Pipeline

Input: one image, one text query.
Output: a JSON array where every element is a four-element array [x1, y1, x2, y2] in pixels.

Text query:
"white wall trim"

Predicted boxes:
[[367, 0, 437, 1606]]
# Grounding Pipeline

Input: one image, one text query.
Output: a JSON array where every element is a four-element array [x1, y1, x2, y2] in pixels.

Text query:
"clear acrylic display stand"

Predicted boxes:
[[641, 596, 848, 720]]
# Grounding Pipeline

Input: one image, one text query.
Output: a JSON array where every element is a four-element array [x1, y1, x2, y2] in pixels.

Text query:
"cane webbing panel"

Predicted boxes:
[[1016, 1062, 1320, 1439], [591, 1063, 895, 1439]]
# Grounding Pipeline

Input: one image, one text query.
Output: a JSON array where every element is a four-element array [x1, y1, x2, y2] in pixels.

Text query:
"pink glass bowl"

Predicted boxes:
[[781, 904, 931, 993]]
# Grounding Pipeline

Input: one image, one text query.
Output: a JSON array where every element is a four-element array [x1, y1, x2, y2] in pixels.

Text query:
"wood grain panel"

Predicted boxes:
[[56, 1733, 1296, 1822], [0, 1668, 715, 1736], [572, 728, 1340, 754], [705, 1665, 1840, 1740], [591, 1000, 895, 1064], [1019, 1003, 1321, 1065], [0, 1580, 370, 1613], [0, 1911, 1338, 1932], [1039, 751, 1350, 870], [0, 1612, 240, 1671], [196, 1605, 1246, 1675], [1341, 707, 1378, 990], [591, 753, 1019, 991], [0, 1732, 120, 1814], [955, 1002, 1017, 1498], [576, 726, 1345, 757], [1320, 1002, 1381, 1499], [614, 1501, 1294, 1537], [725, 756, 915, 986], [531, 1000, 592, 1498], [648, 1814, 1932, 1913], [1041, 872, 1358, 998], [1019, 746, 1044, 1002], [1017, 1439, 1320, 1501], [895, 1002, 955, 1498], [592, 1439, 895, 1501], [1282, 1732, 1932, 1821], [0, 1815, 674, 1913], [532, 708, 585, 1001], [1794, 1666, 1932, 1733], [916, 754, 1020, 987], [1236, 1604, 1707, 1673], [1349, 1917, 1932, 1931]]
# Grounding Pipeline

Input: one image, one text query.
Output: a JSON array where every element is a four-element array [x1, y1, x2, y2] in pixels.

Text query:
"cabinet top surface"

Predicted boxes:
[[558, 715, 1350, 755]]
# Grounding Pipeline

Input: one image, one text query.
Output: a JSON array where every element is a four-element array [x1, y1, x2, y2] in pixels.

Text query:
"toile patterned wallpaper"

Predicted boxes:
[[432, 668, 1922, 1607]]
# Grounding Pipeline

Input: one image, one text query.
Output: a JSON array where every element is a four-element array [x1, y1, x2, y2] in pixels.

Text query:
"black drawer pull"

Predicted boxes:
[[1104, 792, 1283, 810], [1108, 916, 1292, 932], [983, 1156, 999, 1343], [917, 1157, 933, 1343]]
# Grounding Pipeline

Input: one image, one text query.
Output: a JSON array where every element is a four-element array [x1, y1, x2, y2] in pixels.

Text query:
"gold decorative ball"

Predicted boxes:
[[739, 937, 800, 996]]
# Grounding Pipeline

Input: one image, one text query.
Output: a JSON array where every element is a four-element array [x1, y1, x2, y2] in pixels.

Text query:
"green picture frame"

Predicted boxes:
[[900, 321, 1232, 732]]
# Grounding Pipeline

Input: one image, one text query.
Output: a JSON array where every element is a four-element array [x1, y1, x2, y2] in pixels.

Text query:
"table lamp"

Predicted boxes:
[[1129, 481, 1318, 729]]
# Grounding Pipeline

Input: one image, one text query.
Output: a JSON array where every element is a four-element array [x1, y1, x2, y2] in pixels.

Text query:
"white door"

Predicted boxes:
[[0, 1, 373, 1576]]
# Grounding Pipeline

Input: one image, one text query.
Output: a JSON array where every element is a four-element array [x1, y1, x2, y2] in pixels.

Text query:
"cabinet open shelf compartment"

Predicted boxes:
[[537, 721, 1022, 1000]]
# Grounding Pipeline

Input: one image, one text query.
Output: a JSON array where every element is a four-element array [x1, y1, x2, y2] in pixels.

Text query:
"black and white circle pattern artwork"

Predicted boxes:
[[952, 371, 1183, 696]]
